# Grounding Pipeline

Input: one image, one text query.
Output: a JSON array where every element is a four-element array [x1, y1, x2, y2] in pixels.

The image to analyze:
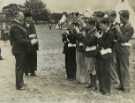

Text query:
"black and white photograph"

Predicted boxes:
[[0, 0, 135, 103]]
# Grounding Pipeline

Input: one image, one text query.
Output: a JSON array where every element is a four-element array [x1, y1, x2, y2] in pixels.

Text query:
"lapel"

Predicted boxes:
[[15, 23, 28, 36]]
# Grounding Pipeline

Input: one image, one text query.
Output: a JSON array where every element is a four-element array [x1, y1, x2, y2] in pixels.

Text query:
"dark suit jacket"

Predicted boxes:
[[97, 29, 115, 59], [10, 21, 31, 55]]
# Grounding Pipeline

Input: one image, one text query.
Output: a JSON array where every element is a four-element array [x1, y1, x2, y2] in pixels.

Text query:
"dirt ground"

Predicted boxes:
[[0, 25, 135, 103]]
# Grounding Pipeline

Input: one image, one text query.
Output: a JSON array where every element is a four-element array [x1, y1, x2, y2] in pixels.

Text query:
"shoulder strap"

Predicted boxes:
[[12, 23, 27, 34]]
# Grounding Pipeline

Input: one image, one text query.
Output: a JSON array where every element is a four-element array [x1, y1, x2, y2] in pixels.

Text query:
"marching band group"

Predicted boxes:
[[62, 10, 134, 95]]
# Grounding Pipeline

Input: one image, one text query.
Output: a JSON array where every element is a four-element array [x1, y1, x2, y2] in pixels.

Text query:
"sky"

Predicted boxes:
[[0, 0, 134, 12]]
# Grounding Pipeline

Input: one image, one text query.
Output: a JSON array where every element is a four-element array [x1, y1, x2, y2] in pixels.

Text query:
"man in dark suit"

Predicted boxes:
[[10, 12, 38, 90], [114, 10, 134, 92]]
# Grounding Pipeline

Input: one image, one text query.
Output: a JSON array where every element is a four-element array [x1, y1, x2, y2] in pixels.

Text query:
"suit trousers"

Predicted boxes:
[[115, 46, 130, 90], [65, 47, 76, 79], [96, 56, 112, 94], [14, 53, 26, 89]]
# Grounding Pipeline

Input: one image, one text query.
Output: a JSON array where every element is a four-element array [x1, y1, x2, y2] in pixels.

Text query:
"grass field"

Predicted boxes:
[[0, 24, 135, 103]]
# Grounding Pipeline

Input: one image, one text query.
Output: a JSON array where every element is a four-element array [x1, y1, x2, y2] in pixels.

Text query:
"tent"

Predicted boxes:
[[59, 14, 67, 24], [80, 9, 93, 17], [55, 14, 67, 29]]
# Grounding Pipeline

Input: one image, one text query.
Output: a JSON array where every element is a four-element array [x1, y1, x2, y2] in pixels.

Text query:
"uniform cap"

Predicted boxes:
[[100, 13, 110, 24], [109, 10, 117, 17], [93, 11, 105, 18], [119, 10, 129, 18]]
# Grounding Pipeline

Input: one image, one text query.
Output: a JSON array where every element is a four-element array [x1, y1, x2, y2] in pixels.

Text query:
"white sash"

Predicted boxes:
[[68, 43, 76, 47], [29, 34, 37, 38], [79, 42, 83, 46], [85, 46, 96, 52], [121, 42, 131, 47], [100, 48, 112, 55]]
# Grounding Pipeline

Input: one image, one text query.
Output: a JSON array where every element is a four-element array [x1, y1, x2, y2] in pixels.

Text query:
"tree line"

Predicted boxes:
[[2, 0, 63, 24]]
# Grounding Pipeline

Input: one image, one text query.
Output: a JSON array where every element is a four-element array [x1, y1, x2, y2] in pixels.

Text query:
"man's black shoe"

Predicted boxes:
[[66, 78, 75, 81], [115, 86, 124, 91], [30, 73, 36, 76], [116, 87, 130, 92], [25, 73, 28, 76], [86, 84, 93, 88], [16, 86, 25, 90], [0, 57, 3, 60]]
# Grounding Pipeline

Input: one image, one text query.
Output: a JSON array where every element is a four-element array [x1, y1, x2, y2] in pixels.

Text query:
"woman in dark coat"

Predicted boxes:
[[24, 12, 39, 76]]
